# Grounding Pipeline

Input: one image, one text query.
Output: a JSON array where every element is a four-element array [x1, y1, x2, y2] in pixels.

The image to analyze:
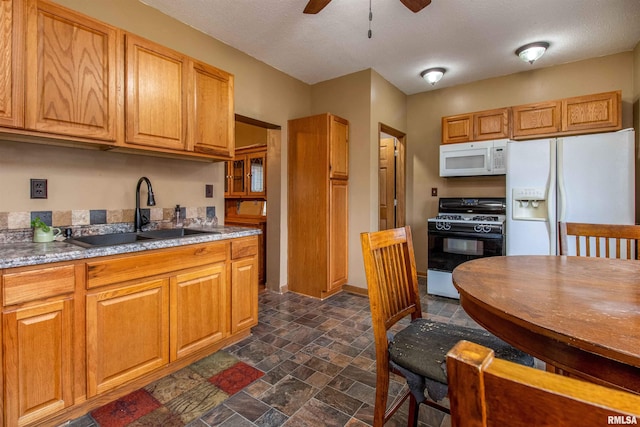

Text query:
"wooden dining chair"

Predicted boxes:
[[558, 222, 640, 259], [360, 226, 533, 427], [447, 340, 640, 427]]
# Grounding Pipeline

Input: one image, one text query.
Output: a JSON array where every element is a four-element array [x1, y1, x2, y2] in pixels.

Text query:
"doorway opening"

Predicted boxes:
[[378, 123, 406, 230], [228, 114, 281, 292]]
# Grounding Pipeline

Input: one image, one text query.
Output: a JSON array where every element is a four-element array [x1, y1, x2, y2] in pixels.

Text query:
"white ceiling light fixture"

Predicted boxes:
[[421, 67, 446, 85], [515, 42, 549, 64]]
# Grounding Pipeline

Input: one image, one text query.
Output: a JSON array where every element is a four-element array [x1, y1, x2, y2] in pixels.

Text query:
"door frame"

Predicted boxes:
[[378, 123, 406, 229]]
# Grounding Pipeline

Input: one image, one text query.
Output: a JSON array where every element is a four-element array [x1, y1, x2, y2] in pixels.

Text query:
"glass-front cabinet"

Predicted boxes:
[[225, 146, 267, 198]]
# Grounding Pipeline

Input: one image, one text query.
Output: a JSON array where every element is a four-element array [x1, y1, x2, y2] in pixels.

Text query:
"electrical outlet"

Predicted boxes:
[[431, 187, 438, 197], [205, 184, 214, 198], [30, 179, 48, 199]]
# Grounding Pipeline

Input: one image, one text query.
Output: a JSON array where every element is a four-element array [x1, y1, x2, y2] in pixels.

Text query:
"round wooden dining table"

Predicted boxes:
[[452, 255, 640, 394]]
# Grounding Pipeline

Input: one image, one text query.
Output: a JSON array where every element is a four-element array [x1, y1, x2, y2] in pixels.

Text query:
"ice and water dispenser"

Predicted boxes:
[[511, 188, 547, 221]]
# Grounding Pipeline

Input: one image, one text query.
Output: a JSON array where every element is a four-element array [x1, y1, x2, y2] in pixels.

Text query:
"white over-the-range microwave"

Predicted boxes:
[[439, 139, 508, 177]]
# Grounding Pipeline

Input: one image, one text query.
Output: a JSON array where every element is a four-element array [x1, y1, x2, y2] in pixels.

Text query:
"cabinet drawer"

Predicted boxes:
[[87, 242, 228, 288], [3, 265, 76, 306], [231, 237, 258, 260]]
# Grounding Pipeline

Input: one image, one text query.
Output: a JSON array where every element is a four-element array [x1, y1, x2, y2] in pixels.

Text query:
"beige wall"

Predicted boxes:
[[2, 0, 638, 294], [407, 52, 636, 273], [309, 70, 372, 289], [1, 0, 313, 291], [309, 69, 407, 289], [235, 122, 268, 148]]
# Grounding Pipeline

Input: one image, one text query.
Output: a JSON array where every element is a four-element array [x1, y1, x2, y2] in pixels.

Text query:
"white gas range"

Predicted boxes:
[[427, 198, 506, 299]]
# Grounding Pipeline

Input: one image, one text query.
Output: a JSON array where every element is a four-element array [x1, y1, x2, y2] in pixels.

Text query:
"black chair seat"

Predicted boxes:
[[389, 318, 534, 386]]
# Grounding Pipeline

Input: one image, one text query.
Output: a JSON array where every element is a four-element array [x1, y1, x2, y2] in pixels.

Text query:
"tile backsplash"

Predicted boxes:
[[0, 206, 217, 243]]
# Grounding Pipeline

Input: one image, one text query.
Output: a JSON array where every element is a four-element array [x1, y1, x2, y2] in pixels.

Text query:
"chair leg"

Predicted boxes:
[[407, 393, 419, 427], [373, 366, 390, 427]]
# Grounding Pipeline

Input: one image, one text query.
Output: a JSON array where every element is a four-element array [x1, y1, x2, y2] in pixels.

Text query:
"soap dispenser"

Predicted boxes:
[[174, 205, 183, 227]]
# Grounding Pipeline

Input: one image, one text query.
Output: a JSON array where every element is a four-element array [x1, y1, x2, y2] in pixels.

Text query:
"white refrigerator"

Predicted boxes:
[[506, 129, 635, 256]]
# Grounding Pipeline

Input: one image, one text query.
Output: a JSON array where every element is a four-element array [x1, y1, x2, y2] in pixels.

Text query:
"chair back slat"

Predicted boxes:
[[361, 226, 422, 332], [559, 222, 640, 259]]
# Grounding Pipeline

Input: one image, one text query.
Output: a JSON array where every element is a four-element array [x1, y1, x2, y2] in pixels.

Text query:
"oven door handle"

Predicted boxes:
[[427, 230, 504, 240]]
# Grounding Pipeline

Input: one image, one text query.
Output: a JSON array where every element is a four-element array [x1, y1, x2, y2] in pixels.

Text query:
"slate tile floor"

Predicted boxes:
[[71, 280, 477, 427]]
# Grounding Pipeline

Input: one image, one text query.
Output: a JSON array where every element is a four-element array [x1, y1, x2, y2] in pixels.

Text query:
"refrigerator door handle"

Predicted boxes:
[[548, 139, 558, 255], [557, 138, 566, 223]]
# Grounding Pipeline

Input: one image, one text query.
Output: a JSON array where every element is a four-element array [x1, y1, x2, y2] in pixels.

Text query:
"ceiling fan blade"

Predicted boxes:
[[399, 0, 431, 13], [303, 0, 332, 14]]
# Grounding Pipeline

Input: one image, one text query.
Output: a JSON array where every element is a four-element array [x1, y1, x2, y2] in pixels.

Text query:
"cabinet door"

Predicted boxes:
[[3, 299, 74, 426], [512, 101, 561, 138], [86, 278, 169, 397], [442, 114, 472, 144], [329, 115, 349, 179], [230, 238, 258, 333], [25, 0, 117, 140], [170, 265, 226, 361], [473, 108, 510, 140], [329, 179, 348, 292], [562, 91, 621, 133], [247, 152, 266, 197], [125, 33, 187, 150], [192, 60, 234, 157], [0, 0, 24, 128], [229, 156, 247, 196]]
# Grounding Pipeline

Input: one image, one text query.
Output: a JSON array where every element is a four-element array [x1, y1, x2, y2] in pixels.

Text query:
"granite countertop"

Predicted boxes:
[[0, 226, 261, 269]]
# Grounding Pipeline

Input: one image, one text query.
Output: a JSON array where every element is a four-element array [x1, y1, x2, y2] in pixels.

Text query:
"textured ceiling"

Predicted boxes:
[[139, 0, 640, 95]]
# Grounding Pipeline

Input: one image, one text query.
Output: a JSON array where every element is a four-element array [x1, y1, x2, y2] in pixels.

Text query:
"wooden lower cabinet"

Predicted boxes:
[[0, 236, 259, 426], [231, 256, 258, 333], [3, 298, 74, 427], [86, 278, 169, 397], [170, 265, 227, 360], [225, 217, 266, 287], [2, 262, 78, 427], [329, 179, 348, 293]]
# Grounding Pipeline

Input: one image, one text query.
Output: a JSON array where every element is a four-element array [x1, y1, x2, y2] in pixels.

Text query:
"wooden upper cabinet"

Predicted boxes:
[[562, 91, 621, 133], [512, 101, 562, 138], [443, 108, 509, 144], [0, 0, 24, 128], [442, 113, 472, 144], [192, 60, 234, 157], [125, 33, 188, 150], [329, 115, 349, 179], [25, 0, 118, 141], [473, 108, 510, 140]]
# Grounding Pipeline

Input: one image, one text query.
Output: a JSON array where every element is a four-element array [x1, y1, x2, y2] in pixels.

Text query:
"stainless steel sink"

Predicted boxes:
[[65, 228, 220, 248]]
